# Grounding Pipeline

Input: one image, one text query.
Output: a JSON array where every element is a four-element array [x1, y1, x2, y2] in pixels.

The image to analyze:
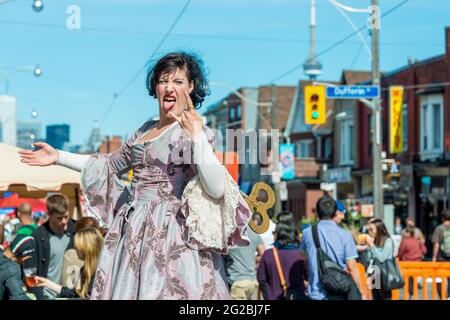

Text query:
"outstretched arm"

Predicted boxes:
[[56, 150, 90, 172], [18, 142, 90, 173]]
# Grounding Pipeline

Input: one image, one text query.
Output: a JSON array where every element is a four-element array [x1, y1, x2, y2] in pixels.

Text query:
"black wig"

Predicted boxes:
[[145, 51, 210, 109]]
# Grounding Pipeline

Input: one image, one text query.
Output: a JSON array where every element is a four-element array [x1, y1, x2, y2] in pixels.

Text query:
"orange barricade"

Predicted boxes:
[[358, 261, 450, 300], [357, 263, 373, 300]]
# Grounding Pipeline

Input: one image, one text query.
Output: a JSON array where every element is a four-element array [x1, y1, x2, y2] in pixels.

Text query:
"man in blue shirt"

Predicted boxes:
[[300, 196, 365, 300]]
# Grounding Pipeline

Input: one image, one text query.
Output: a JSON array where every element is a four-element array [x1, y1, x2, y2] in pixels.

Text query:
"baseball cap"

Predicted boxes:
[[336, 200, 346, 213], [9, 234, 35, 257]]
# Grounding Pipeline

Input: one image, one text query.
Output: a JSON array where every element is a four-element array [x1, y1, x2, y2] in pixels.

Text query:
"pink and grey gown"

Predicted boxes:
[[81, 120, 251, 299]]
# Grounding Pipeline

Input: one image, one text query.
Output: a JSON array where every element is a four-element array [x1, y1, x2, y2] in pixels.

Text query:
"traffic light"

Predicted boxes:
[[304, 85, 326, 125]]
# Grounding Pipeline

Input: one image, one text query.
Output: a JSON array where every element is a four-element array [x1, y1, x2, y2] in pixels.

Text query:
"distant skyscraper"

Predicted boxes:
[[0, 95, 17, 146], [17, 120, 42, 150], [86, 118, 101, 153], [46, 124, 70, 150]]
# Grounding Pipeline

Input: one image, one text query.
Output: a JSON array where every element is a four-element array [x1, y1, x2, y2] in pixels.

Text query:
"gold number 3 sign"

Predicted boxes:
[[242, 182, 275, 234]]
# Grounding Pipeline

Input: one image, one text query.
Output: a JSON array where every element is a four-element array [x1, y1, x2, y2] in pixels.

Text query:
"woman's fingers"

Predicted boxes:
[[32, 142, 47, 148], [168, 111, 182, 124], [186, 106, 201, 122], [183, 109, 193, 121], [184, 91, 194, 110], [21, 159, 40, 166], [180, 111, 188, 124], [18, 153, 36, 160], [17, 149, 35, 156]]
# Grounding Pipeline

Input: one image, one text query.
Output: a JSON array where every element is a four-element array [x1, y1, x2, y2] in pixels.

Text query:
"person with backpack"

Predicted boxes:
[[257, 211, 308, 300], [300, 196, 365, 300], [432, 209, 450, 299]]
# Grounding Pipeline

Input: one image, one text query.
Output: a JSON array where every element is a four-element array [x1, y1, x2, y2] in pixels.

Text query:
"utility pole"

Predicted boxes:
[[271, 84, 282, 214], [371, 0, 384, 220]]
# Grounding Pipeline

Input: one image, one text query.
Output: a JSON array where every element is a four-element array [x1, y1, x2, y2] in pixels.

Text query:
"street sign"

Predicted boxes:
[[326, 85, 380, 99]]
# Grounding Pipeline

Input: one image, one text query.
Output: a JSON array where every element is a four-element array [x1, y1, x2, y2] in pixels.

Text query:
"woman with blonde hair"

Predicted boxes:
[[35, 227, 103, 299], [61, 217, 104, 289]]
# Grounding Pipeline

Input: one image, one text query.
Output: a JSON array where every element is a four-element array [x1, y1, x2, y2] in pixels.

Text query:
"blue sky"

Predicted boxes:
[[1, 0, 449, 145]]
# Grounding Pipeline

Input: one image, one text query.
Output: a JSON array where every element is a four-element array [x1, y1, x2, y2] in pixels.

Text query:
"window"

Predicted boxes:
[[236, 105, 241, 120], [433, 103, 441, 149], [296, 140, 313, 158], [420, 94, 443, 160], [422, 104, 428, 150], [402, 103, 408, 151], [229, 108, 235, 121], [340, 118, 355, 165], [324, 137, 332, 160]]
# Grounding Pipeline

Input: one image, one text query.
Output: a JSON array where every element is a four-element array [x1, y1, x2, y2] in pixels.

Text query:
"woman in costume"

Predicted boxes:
[[18, 52, 251, 300]]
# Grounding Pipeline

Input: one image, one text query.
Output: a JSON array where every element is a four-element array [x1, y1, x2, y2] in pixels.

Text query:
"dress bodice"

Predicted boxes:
[[128, 124, 195, 200]]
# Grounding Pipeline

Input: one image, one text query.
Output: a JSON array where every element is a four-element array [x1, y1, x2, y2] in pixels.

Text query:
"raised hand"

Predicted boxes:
[[18, 142, 58, 167], [169, 91, 203, 141]]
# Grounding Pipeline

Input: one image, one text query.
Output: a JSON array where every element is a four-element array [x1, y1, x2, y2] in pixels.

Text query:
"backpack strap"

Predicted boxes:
[[272, 247, 287, 296], [312, 224, 321, 249]]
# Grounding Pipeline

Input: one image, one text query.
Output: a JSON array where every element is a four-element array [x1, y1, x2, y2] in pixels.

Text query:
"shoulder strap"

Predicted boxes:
[[312, 224, 321, 249], [272, 248, 287, 294]]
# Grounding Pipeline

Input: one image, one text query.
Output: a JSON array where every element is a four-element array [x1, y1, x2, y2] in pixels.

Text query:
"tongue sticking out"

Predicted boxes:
[[163, 100, 176, 111]]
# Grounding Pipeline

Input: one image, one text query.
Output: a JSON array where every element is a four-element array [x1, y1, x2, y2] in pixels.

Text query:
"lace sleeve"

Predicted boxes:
[[179, 170, 251, 253]]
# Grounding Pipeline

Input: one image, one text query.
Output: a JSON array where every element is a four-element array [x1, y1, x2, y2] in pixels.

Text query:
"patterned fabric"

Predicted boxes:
[[81, 121, 251, 300]]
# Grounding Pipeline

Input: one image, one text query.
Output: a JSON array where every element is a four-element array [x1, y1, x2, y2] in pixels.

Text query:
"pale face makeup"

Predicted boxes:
[[156, 67, 194, 121]]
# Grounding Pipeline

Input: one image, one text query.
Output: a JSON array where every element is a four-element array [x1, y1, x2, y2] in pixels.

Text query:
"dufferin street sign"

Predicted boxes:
[[326, 85, 380, 99]]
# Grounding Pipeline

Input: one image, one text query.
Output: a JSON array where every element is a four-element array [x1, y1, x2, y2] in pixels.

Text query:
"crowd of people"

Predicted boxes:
[[225, 196, 450, 301], [1, 193, 450, 300], [0, 194, 106, 300]]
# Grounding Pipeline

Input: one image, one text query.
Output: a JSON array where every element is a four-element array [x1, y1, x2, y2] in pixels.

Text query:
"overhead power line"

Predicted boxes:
[[100, 0, 192, 126], [268, 0, 411, 84]]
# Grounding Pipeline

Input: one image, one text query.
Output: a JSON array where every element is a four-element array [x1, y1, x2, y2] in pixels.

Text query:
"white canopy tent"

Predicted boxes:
[[0, 143, 83, 218]]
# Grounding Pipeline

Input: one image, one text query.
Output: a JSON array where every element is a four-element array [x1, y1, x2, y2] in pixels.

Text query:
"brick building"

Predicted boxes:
[[376, 26, 450, 240], [204, 85, 296, 196], [98, 135, 123, 154]]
